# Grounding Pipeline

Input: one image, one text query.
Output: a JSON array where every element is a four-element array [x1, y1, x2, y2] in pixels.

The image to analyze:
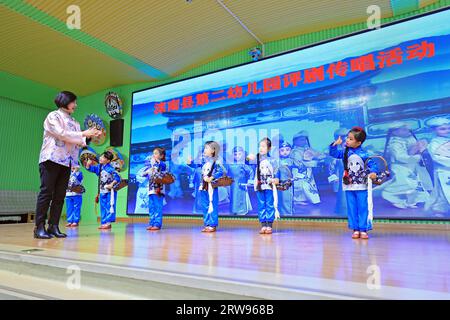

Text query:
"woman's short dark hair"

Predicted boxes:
[[349, 126, 367, 143], [102, 151, 114, 161], [54, 91, 77, 109]]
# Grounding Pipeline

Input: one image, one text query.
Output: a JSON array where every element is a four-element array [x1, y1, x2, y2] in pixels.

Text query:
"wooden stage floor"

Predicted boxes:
[[0, 220, 449, 299]]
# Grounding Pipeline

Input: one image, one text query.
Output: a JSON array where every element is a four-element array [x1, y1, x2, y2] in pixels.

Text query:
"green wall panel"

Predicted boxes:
[[0, 71, 59, 110], [0, 96, 48, 191]]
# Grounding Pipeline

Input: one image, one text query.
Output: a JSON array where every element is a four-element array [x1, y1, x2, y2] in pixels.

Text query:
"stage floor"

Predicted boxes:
[[0, 221, 449, 299]]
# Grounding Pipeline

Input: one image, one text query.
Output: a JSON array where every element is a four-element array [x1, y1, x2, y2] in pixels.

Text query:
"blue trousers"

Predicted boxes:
[[148, 194, 164, 228], [66, 195, 82, 224], [256, 190, 275, 224], [199, 189, 219, 227], [100, 192, 117, 225], [345, 190, 372, 232]]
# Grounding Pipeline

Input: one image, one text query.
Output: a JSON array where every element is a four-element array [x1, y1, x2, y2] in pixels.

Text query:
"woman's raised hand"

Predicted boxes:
[[83, 127, 101, 138], [82, 127, 93, 138]]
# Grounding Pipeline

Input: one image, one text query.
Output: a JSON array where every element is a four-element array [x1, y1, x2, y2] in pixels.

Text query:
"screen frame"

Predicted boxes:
[[127, 6, 450, 220]]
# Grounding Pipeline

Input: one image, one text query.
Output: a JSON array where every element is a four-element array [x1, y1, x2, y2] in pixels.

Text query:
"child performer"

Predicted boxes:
[[141, 147, 167, 230], [248, 137, 280, 234], [189, 141, 224, 233], [65, 165, 84, 227], [226, 146, 254, 215], [329, 127, 378, 240], [86, 151, 121, 230]]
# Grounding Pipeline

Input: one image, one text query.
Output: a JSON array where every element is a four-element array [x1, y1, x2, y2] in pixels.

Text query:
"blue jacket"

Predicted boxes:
[[254, 153, 280, 191], [88, 163, 121, 194], [329, 144, 378, 191], [141, 158, 167, 195], [200, 157, 224, 191], [66, 171, 84, 196]]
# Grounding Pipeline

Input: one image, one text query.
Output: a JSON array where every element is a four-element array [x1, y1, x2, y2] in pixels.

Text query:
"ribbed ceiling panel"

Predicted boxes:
[[222, 0, 395, 42], [0, 5, 153, 95], [1, 0, 442, 96], [25, 0, 255, 75]]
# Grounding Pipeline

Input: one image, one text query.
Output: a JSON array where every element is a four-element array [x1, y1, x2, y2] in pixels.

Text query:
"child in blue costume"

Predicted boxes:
[[226, 146, 254, 215], [249, 138, 280, 234], [141, 147, 167, 231], [65, 165, 84, 227], [188, 141, 224, 233], [329, 127, 378, 239], [86, 151, 121, 230]]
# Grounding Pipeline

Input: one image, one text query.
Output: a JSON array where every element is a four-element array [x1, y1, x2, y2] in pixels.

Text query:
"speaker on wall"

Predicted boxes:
[[110, 119, 124, 147]]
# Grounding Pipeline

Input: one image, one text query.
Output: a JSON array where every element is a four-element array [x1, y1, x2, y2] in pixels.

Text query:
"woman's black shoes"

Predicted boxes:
[[33, 225, 53, 239], [33, 224, 67, 239], [47, 225, 67, 238]]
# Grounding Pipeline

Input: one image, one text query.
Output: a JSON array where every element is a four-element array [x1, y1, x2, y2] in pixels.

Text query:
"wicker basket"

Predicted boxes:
[[211, 176, 234, 188], [114, 179, 128, 191], [364, 156, 390, 185], [154, 173, 176, 185], [69, 185, 85, 194]]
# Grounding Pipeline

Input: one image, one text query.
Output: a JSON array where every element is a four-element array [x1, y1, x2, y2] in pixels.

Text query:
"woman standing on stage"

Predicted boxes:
[[34, 91, 101, 239]]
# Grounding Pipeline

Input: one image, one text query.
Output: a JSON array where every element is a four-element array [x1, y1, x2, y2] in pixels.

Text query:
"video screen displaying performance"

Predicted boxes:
[[128, 9, 450, 219]]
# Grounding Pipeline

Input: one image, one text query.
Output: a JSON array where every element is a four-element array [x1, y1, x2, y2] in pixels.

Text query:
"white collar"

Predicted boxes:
[[57, 108, 72, 119]]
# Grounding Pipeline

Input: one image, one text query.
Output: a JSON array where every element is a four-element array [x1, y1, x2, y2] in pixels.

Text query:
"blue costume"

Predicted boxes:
[[329, 144, 378, 232], [65, 170, 84, 224], [254, 154, 279, 226], [198, 157, 224, 227], [88, 163, 121, 225], [141, 158, 167, 228], [226, 153, 254, 215]]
